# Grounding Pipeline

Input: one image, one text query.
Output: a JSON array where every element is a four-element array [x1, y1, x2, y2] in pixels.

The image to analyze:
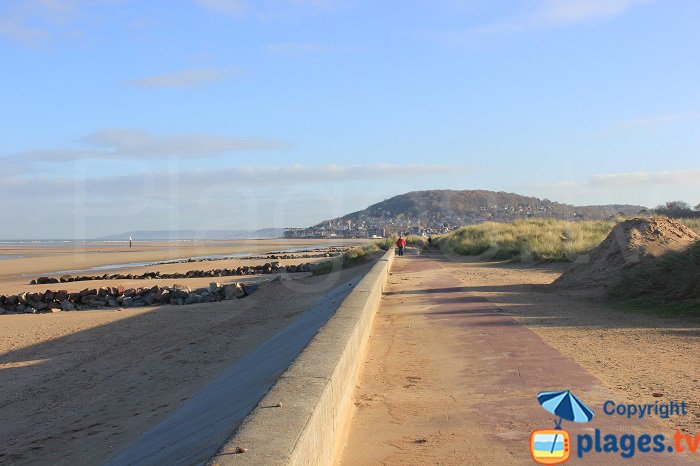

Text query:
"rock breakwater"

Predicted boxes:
[[30, 261, 318, 285], [1, 282, 252, 315]]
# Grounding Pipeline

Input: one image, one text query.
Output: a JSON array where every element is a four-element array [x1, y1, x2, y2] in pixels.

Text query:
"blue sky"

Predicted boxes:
[[1, 0, 698, 238]]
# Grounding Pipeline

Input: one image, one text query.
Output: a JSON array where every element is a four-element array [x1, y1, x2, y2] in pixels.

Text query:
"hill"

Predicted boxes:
[[314, 190, 646, 233]]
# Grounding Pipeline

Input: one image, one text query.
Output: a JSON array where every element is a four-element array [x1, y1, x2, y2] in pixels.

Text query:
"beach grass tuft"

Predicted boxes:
[[312, 243, 381, 275], [439, 218, 617, 262]]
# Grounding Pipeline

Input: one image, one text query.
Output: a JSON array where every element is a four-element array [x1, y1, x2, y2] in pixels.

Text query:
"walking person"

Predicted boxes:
[[129, 234, 133, 249], [428, 236, 433, 248], [396, 235, 406, 256]]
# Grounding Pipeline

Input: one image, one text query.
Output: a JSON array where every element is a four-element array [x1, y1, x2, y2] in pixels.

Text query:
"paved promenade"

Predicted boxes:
[[336, 252, 694, 465]]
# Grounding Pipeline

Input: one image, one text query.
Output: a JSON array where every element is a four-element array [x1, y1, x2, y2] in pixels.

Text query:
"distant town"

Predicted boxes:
[[284, 202, 559, 239]]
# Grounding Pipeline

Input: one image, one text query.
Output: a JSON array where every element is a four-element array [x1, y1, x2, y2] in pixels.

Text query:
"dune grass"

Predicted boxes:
[[375, 235, 430, 250], [371, 216, 699, 264], [312, 243, 381, 275], [439, 218, 618, 262], [679, 217, 700, 234]]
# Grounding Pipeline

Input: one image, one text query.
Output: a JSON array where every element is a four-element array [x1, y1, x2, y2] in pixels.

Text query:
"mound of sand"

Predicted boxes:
[[554, 217, 699, 288]]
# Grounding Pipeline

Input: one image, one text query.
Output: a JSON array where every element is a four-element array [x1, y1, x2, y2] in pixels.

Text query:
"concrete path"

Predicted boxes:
[[108, 275, 363, 466], [337, 253, 695, 465]]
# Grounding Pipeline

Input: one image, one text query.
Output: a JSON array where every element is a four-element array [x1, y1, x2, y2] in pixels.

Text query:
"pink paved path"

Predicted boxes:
[[337, 253, 695, 465]]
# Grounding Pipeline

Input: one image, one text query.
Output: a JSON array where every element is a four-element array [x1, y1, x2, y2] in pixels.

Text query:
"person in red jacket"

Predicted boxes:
[[396, 235, 407, 256]]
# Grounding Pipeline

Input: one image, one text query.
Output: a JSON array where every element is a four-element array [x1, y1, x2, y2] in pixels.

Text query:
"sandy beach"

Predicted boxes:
[[0, 256, 375, 465], [0, 238, 376, 464]]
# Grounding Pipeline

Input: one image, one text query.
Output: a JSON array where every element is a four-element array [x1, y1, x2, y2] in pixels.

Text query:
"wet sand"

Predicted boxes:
[[0, 239, 368, 295]]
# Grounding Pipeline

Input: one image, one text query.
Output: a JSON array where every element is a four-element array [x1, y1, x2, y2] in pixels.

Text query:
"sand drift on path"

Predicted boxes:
[[554, 217, 699, 289]]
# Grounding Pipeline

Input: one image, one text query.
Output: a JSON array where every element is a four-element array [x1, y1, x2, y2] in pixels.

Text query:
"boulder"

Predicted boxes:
[[60, 300, 75, 311], [223, 283, 246, 300], [80, 288, 98, 297], [27, 292, 44, 302]]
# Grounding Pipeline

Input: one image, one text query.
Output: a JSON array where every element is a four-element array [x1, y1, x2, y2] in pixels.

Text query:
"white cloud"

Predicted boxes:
[[0, 164, 467, 203], [611, 112, 700, 130], [195, 0, 343, 16], [420, 0, 653, 46], [195, 0, 249, 16], [538, 0, 651, 25], [266, 41, 328, 55], [589, 169, 700, 187], [123, 67, 235, 89], [0, 129, 288, 173], [0, 0, 109, 44], [81, 129, 285, 155]]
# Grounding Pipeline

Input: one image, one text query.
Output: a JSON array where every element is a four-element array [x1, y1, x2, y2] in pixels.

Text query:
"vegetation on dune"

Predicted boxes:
[[312, 244, 381, 275], [435, 217, 700, 263], [607, 241, 700, 315], [679, 217, 700, 234], [439, 218, 618, 262], [375, 234, 430, 250]]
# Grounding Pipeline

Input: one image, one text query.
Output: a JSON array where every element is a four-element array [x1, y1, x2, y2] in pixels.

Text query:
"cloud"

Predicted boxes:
[[0, 129, 288, 173], [0, 164, 467, 202], [81, 129, 285, 155], [195, 0, 343, 17], [420, 0, 653, 46], [611, 112, 700, 130], [123, 67, 235, 89], [266, 41, 328, 56], [537, 0, 651, 26], [194, 0, 249, 16], [0, 0, 110, 45], [589, 169, 700, 187]]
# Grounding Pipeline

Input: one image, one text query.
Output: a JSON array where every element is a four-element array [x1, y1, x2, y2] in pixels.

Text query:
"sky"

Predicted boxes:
[[1, 0, 699, 238]]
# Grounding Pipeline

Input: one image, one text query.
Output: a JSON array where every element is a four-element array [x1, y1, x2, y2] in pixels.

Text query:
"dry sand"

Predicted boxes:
[[0, 263, 373, 465]]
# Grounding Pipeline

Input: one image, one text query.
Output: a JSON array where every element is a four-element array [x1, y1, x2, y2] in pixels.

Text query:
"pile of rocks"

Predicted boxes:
[[30, 261, 318, 285], [150, 247, 347, 267], [0, 282, 251, 315]]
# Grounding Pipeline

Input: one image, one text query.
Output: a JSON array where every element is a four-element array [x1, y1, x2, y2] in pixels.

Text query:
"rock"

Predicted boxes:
[[30, 279, 37, 285], [60, 300, 75, 311], [32, 301, 48, 311], [223, 283, 246, 300], [55, 290, 69, 301], [80, 288, 98, 297], [209, 282, 222, 293]]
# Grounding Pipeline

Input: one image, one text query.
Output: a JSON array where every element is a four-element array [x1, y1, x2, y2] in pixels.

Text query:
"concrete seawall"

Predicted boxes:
[[209, 248, 395, 465]]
